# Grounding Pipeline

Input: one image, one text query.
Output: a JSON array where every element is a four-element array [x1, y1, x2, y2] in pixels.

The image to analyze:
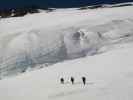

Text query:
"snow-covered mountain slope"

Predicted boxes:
[[0, 42, 133, 100], [0, 5, 133, 78]]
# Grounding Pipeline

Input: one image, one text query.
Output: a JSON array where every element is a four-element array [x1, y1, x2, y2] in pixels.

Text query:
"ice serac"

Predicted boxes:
[[0, 5, 133, 78]]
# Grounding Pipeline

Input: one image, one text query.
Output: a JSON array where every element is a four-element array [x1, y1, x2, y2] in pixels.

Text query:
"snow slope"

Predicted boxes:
[[0, 5, 133, 78], [0, 42, 133, 100], [0, 3, 133, 100]]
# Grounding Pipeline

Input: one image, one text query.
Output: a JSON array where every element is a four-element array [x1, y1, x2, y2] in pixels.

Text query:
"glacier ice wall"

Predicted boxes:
[[0, 19, 133, 78]]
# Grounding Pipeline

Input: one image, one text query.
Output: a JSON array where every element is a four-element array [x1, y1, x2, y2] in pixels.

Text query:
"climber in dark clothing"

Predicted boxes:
[[82, 77, 86, 85], [60, 78, 64, 84], [70, 77, 74, 84]]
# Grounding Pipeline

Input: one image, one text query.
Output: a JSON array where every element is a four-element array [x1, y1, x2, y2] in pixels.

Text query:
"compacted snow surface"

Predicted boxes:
[[0, 4, 133, 100]]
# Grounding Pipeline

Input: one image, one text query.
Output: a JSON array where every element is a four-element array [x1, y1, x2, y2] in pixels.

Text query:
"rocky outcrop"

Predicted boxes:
[[0, 6, 39, 18]]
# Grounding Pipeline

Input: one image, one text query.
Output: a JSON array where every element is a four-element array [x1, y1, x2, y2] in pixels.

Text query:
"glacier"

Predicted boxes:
[[0, 5, 133, 78]]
